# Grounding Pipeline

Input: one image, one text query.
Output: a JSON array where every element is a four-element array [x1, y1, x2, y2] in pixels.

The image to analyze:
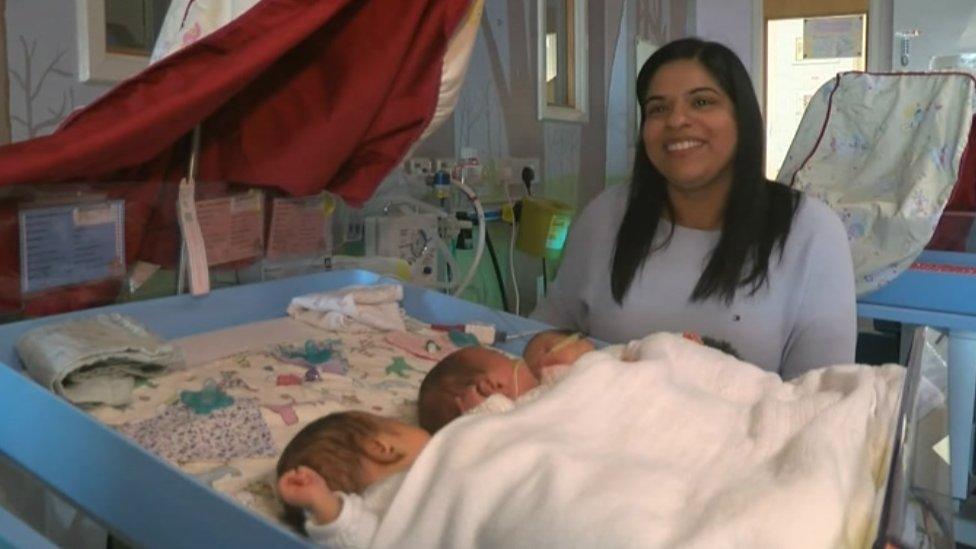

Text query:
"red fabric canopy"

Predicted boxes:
[[0, 0, 469, 316], [0, 0, 468, 205]]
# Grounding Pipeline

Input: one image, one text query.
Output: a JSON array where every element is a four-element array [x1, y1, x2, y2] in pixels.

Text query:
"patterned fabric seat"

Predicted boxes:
[[777, 71, 976, 294]]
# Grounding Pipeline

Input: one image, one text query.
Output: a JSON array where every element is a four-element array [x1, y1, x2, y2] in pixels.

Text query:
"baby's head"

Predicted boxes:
[[276, 411, 429, 532], [523, 330, 595, 371], [418, 346, 538, 433]]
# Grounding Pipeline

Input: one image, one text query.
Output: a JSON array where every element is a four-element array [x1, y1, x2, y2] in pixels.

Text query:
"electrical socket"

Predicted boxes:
[[405, 157, 433, 176], [508, 157, 542, 194], [435, 158, 457, 175]]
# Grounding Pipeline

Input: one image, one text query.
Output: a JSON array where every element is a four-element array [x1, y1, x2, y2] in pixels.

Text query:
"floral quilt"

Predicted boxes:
[[87, 316, 456, 523]]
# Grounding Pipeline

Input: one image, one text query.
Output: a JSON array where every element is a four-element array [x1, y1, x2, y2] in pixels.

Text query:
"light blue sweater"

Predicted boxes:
[[532, 184, 857, 379]]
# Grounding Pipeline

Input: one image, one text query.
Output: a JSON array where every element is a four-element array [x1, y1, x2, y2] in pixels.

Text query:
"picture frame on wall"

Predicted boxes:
[[76, 0, 171, 83]]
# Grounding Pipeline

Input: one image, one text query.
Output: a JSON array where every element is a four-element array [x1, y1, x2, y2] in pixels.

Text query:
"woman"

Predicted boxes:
[[532, 38, 856, 379]]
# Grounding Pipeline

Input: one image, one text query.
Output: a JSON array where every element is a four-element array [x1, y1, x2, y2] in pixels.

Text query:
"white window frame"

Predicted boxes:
[[537, 0, 589, 122], [76, 0, 153, 83]]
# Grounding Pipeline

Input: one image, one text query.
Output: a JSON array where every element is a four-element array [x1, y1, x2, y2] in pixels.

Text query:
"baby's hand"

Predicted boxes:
[[277, 466, 342, 524]]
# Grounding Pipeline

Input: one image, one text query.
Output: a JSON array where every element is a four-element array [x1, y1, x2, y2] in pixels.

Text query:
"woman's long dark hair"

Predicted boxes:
[[610, 38, 800, 305]]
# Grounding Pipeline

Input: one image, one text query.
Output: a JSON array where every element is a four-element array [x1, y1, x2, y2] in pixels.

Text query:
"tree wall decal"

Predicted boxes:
[[10, 36, 74, 139]]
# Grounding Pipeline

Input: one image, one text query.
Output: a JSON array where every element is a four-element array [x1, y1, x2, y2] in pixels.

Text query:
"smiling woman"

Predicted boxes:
[[640, 59, 738, 228], [532, 37, 858, 381]]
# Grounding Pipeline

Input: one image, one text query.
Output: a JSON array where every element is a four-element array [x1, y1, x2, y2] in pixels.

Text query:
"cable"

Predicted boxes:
[[509, 219, 520, 315], [449, 178, 485, 298], [501, 172, 520, 315], [521, 165, 549, 301], [484, 230, 510, 313], [541, 257, 549, 295]]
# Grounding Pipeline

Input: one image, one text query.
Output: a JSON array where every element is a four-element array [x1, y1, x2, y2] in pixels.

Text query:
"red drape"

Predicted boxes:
[[0, 0, 470, 316], [0, 0, 468, 203]]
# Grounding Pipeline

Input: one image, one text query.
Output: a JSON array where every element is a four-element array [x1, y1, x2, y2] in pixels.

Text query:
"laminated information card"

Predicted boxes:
[[266, 193, 332, 260], [19, 200, 125, 294], [196, 191, 264, 266]]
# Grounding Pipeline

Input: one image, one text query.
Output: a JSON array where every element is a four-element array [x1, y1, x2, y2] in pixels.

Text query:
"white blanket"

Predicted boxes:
[[287, 284, 406, 332], [371, 333, 904, 549]]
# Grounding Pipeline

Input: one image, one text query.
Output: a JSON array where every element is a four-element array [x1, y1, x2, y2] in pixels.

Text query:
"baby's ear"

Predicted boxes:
[[361, 434, 403, 464]]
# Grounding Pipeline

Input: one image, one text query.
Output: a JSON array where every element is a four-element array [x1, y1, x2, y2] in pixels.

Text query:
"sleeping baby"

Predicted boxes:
[[277, 330, 740, 546], [275, 411, 429, 547], [417, 330, 596, 433], [416, 329, 739, 433], [275, 330, 593, 546]]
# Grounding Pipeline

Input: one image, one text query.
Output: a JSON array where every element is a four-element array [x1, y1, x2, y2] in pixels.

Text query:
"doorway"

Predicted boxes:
[[763, 0, 869, 179]]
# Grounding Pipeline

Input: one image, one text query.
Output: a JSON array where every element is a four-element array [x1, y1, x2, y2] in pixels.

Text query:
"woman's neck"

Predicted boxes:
[[666, 179, 731, 231]]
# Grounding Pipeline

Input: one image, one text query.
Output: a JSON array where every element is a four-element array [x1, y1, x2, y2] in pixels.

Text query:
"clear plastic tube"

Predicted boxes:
[[450, 179, 485, 298]]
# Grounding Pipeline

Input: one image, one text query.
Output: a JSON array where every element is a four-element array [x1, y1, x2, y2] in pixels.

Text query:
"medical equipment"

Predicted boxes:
[[515, 196, 573, 259], [360, 166, 487, 298], [427, 322, 542, 345], [0, 269, 950, 547], [365, 212, 444, 286]]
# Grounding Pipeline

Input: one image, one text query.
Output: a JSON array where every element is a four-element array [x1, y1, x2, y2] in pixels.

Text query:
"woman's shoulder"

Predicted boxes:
[[574, 183, 630, 222], [792, 192, 846, 237], [781, 190, 850, 257]]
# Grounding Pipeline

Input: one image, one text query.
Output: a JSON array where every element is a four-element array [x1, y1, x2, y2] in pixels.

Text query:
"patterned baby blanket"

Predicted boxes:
[[86, 316, 455, 521]]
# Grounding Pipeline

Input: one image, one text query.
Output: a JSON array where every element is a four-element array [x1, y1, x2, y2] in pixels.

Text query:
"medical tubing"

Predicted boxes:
[[509, 218, 520, 315], [484, 231, 510, 312], [501, 177, 521, 315], [433, 235, 461, 289], [383, 195, 449, 218], [409, 232, 460, 292], [450, 179, 485, 298]]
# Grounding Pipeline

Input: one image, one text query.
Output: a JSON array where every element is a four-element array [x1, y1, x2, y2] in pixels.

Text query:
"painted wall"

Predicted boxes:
[[892, 0, 976, 71], [6, 0, 112, 143], [694, 0, 756, 75], [415, 0, 679, 207]]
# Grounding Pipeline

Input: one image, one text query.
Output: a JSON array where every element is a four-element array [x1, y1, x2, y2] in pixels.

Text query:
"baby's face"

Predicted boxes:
[[525, 333, 595, 371], [453, 348, 538, 412]]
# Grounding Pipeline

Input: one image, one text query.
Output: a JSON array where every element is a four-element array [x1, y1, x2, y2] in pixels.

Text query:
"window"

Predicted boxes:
[[77, 0, 172, 82], [537, 0, 588, 122]]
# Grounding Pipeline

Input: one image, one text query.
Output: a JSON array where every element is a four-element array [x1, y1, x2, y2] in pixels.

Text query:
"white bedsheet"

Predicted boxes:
[[371, 333, 904, 549]]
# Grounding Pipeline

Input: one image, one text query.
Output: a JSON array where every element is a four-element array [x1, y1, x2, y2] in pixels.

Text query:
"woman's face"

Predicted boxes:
[[641, 59, 737, 196]]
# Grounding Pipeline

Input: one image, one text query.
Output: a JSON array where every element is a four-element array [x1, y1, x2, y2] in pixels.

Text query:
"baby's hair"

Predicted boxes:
[[276, 411, 382, 534], [418, 348, 485, 433], [700, 336, 742, 359]]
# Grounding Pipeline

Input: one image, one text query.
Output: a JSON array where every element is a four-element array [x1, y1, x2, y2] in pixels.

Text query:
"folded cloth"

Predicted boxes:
[[16, 313, 184, 406], [287, 284, 406, 332]]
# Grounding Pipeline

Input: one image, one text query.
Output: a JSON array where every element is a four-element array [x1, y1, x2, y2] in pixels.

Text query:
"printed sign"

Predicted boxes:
[[19, 201, 125, 293], [196, 191, 265, 266], [266, 193, 332, 260], [803, 15, 863, 59]]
